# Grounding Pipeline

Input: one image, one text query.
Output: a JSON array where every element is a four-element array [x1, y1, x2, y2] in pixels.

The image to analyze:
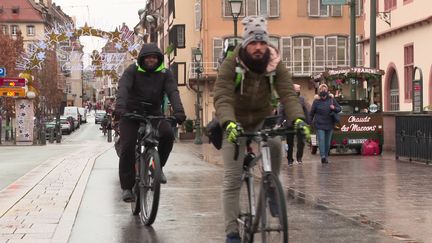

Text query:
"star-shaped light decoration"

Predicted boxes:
[[25, 133, 30, 138], [38, 40, 47, 49], [115, 42, 123, 50], [36, 52, 46, 61], [20, 103, 26, 109]]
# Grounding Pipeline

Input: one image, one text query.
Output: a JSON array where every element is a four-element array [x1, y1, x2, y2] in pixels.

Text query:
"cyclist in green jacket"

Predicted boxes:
[[214, 16, 309, 242]]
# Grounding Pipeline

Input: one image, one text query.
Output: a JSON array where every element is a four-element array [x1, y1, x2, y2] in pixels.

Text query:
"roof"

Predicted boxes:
[[0, 0, 44, 23]]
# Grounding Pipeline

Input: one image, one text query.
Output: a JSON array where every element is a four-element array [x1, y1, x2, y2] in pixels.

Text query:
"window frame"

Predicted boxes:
[[27, 25, 35, 36], [314, 36, 325, 74], [308, 0, 329, 17], [11, 25, 18, 35], [292, 36, 313, 77], [281, 37, 292, 72], [384, 0, 397, 11], [1, 25, 8, 35], [404, 44, 414, 101]]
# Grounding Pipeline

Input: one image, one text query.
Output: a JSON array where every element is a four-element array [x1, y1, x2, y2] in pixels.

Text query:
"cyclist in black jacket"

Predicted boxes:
[[114, 43, 186, 202]]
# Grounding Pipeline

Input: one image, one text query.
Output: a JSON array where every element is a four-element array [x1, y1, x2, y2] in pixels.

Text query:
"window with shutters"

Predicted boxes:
[[404, 44, 413, 100], [292, 37, 312, 77], [168, 0, 175, 17], [269, 36, 279, 50], [326, 36, 348, 68], [355, 0, 362, 16], [337, 37, 347, 66], [389, 70, 399, 111], [330, 5, 342, 17], [384, 0, 397, 11], [11, 25, 18, 35], [281, 37, 292, 72], [356, 36, 363, 67], [309, 0, 329, 17], [224, 0, 279, 18], [1, 25, 7, 35], [213, 38, 223, 69], [314, 37, 325, 74], [195, 1, 201, 31], [176, 25, 185, 48], [27, 25, 35, 36]]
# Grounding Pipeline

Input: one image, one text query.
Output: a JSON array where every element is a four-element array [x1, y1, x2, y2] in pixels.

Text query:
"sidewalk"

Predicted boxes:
[[0, 141, 112, 243], [186, 142, 432, 243]]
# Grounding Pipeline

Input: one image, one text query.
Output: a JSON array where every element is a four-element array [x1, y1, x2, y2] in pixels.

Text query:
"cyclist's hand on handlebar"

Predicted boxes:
[[225, 121, 242, 144], [294, 118, 311, 142], [174, 112, 186, 125]]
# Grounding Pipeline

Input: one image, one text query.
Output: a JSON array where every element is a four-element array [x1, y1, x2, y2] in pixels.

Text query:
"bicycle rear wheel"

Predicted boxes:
[[139, 148, 161, 225], [258, 173, 288, 243], [238, 177, 254, 243]]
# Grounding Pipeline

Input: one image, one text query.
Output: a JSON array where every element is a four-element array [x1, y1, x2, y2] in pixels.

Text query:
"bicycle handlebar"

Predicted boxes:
[[122, 113, 176, 123]]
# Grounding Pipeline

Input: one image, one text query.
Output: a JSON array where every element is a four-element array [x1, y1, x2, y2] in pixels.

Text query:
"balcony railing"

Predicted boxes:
[[188, 60, 358, 80]]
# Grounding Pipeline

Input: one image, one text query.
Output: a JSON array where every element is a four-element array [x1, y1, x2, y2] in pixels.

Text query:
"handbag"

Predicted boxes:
[[330, 99, 340, 124]]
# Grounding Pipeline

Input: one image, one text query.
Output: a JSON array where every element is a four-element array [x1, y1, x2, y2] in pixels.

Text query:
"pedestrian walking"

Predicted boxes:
[[278, 84, 310, 165], [310, 83, 341, 164]]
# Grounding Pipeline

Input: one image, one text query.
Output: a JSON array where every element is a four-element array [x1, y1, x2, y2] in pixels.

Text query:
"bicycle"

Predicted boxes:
[[235, 118, 292, 243], [122, 112, 175, 226]]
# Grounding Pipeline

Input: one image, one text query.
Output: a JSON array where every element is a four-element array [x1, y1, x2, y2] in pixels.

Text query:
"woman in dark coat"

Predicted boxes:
[[310, 83, 341, 163]]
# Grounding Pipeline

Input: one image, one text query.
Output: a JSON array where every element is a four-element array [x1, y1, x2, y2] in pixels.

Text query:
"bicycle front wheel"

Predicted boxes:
[[238, 177, 254, 243], [139, 148, 161, 226], [258, 173, 288, 243]]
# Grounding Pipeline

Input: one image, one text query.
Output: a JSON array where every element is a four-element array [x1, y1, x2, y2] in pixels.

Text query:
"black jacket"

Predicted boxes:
[[115, 43, 185, 117]]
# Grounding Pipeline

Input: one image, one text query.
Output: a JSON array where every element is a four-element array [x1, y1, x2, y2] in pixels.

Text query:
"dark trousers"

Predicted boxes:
[[286, 128, 305, 162], [118, 118, 175, 190]]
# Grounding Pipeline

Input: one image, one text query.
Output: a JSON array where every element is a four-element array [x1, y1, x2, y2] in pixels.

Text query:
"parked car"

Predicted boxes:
[[59, 116, 72, 134], [95, 110, 106, 124], [63, 106, 81, 128], [78, 107, 87, 123], [44, 121, 57, 140]]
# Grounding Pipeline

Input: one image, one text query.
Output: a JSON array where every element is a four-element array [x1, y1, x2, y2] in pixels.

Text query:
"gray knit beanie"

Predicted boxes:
[[241, 16, 269, 47]]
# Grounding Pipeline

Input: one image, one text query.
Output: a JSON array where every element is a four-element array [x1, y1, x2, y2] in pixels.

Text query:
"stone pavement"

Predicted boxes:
[[186, 142, 432, 243], [0, 141, 112, 243]]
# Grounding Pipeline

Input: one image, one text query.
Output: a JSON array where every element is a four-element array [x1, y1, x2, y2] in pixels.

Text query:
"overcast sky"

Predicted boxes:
[[52, 0, 146, 62], [53, 0, 145, 31]]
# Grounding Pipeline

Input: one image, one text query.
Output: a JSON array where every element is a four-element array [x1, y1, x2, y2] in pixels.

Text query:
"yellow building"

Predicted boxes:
[[143, 0, 364, 129]]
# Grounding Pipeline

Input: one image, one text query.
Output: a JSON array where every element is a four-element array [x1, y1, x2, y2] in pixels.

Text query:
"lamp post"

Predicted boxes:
[[193, 48, 203, 145], [229, 0, 243, 44]]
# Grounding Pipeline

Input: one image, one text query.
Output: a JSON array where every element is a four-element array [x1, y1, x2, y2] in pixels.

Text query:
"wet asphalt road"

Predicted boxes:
[[68, 125, 398, 242]]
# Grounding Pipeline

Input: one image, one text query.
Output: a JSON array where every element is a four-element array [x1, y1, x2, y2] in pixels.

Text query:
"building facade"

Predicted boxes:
[[363, 0, 432, 112]]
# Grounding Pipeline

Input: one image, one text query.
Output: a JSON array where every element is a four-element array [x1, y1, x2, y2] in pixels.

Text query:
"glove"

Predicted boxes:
[[294, 118, 311, 142], [225, 121, 242, 144], [174, 113, 186, 125]]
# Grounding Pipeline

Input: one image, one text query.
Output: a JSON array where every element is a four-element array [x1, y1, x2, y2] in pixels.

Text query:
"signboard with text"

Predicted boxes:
[[322, 0, 346, 5], [0, 87, 26, 97], [0, 77, 26, 87]]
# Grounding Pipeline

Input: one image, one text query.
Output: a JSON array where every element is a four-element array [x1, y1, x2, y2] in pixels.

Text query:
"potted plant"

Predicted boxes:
[[179, 119, 195, 140]]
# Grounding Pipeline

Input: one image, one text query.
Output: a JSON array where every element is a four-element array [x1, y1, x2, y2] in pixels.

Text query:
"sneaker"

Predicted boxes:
[[321, 157, 328, 164], [226, 232, 241, 243], [160, 170, 167, 184], [297, 159, 303, 164], [288, 159, 294, 166], [267, 188, 279, 217], [122, 189, 134, 202]]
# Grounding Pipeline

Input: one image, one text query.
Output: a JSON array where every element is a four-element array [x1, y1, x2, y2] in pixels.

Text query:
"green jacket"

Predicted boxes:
[[214, 45, 304, 131]]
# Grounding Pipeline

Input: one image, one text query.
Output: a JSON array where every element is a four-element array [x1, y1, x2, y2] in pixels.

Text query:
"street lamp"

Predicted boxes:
[[193, 48, 203, 145], [229, 0, 243, 43]]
